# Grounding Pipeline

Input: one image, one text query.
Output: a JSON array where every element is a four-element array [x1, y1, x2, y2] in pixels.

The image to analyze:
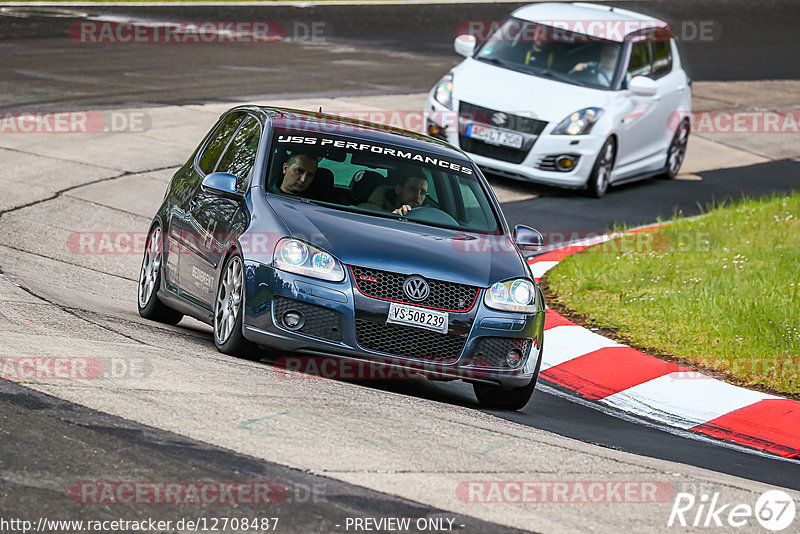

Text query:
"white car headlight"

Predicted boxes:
[[433, 73, 454, 109], [484, 279, 538, 313], [274, 238, 345, 282], [552, 107, 603, 135]]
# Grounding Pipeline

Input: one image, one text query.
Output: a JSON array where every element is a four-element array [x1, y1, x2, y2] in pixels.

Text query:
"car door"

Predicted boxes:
[[614, 38, 664, 175], [649, 38, 685, 157], [168, 112, 245, 306], [180, 115, 262, 308]]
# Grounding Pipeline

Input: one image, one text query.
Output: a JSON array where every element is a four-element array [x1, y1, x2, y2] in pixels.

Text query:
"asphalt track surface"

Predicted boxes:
[[2, 0, 800, 531], [1, 0, 800, 109]]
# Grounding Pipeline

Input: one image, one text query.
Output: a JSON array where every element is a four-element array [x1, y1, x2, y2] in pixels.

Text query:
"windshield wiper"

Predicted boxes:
[[525, 66, 590, 87], [478, 56, 510, 68]]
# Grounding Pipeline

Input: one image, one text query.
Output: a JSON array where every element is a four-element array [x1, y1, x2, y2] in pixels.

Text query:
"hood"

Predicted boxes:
[[452, 58, 611, 123], [265, 195, 528, 288]]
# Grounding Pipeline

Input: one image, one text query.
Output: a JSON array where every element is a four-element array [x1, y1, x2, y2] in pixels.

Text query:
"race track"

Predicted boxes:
[[1, 1, 799, 532]]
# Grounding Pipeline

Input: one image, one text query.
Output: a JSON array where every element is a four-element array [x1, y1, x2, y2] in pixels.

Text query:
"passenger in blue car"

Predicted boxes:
[[359, 175, 429, 216], [279, 153, 318, 196]]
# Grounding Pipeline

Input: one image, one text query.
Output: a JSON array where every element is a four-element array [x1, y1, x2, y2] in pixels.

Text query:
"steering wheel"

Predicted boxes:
[[571, 64, 607, 86], [403, 206, 459, 226]]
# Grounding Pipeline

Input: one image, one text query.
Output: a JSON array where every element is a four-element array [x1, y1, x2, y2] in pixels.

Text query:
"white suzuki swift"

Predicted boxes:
[[425, 2, 692, 197]]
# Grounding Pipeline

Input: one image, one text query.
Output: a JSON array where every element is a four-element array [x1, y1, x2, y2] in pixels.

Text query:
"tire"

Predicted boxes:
[[138, 224, 183, 325], [661, 119, 690, 179], [473, 379, 536, 411], [214, 253, 261, 360], [472, 336, 543, 411], [586, 137, 616, 198]]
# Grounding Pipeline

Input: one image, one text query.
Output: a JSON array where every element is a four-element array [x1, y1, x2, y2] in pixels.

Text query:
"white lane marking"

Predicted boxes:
[[0, 6, 87, 17], [541, 325, 621, 371], [529, 260, 559, 280], [601, 373, 780, 429], [536, 383, 800, 465]]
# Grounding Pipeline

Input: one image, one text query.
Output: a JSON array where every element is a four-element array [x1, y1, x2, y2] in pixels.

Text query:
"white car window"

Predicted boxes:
[[627, 41, 653, 79], [474, 18, 623, 90]]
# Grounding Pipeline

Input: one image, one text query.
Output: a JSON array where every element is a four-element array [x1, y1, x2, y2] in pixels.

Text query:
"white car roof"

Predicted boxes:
[[511, 2, 670, 43]]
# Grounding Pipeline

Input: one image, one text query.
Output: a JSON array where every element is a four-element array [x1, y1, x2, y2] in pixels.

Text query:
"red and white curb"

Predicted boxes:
[[528, 225, 800, 460]]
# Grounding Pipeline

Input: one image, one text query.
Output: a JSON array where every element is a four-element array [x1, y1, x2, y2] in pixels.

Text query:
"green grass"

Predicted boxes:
[[547, 193, 800, 395]]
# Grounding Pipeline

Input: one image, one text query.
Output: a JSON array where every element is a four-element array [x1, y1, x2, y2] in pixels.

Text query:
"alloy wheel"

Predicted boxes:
[[138, 226, 162, 308], [215, 256, 243, 344]]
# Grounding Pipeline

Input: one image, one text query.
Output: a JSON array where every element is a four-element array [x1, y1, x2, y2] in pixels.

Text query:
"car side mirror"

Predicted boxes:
[[629, 75, 657, 96], [513, 225, 543, 251], [454, 34, 477, 57], [201, 172, 242, 199]]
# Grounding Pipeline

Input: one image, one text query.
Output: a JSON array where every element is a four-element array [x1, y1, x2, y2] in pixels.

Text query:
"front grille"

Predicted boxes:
[[350, 266, 478, 312], [273, 297, 342, 342], [466, 337, 532, 369], [355, 320, 467, 363], [458, 102, 548, 165], [458, 136, 529, 164], [459, 102, 548, 135]]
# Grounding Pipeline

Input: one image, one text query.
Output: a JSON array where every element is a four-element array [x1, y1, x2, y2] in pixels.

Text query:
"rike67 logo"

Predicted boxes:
[[668, 490, 796, 531]]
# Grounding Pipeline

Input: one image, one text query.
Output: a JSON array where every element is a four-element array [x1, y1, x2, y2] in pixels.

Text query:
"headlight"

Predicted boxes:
[[433, 73, 454, 109], [484, 279, 538, 313], [552, 107, 603, 135], [274, 238, 345, 282]]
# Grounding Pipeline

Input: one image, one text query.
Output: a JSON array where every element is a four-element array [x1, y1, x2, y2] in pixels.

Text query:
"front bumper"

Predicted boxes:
[[425, 96, 606, 189], [242, 262, 544, 387]]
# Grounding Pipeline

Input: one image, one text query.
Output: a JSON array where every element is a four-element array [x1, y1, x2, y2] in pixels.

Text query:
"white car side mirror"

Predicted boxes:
[[454, 35, 477, 57], [629, 76, 657, 96]]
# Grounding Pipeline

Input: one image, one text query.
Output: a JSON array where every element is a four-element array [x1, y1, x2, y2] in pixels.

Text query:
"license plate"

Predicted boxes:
[[386, 303, 448, 334], [466, 124, 524, 149]]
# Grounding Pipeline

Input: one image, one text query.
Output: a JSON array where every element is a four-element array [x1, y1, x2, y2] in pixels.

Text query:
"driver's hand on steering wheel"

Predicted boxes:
[[392, 204, 413, 216], [569, 62, 588, 74]]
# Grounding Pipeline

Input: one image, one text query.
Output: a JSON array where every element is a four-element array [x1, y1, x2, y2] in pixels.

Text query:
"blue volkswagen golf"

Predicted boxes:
[[138, 106, 545, 410]]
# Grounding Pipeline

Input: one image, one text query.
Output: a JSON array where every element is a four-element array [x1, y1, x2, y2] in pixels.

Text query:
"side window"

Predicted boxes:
[[215, 116, 261, 191], [626, 41, 652, 81], [650, 40, 673, 79], [197, 113, 245, 174]]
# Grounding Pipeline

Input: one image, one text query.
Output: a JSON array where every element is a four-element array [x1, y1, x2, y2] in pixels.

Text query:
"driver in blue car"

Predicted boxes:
[[359, 174, 429, 216], [280, 153, 318, 196], [568, 42, 619, 87]]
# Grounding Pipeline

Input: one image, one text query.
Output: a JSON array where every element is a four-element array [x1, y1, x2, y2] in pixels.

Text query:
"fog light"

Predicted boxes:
[[282, 311, 304, 330], [427, 120, 446, 140], [505, 349, 522, 367], [555, 155, 576, 171]]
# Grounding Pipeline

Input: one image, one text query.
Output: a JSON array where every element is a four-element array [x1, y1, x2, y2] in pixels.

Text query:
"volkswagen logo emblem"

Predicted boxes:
[[491, 112, 507, 126], [403, 276, 430, 302]]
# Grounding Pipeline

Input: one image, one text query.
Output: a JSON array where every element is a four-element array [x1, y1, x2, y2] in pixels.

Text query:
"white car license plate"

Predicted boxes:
[[466, 124, 523, 149], [386, 303, 448, 334]]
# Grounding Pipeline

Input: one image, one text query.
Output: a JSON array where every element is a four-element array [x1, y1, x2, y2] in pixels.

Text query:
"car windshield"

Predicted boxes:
[[475, 18, 622, 89], [266, 129, 501, 233]]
